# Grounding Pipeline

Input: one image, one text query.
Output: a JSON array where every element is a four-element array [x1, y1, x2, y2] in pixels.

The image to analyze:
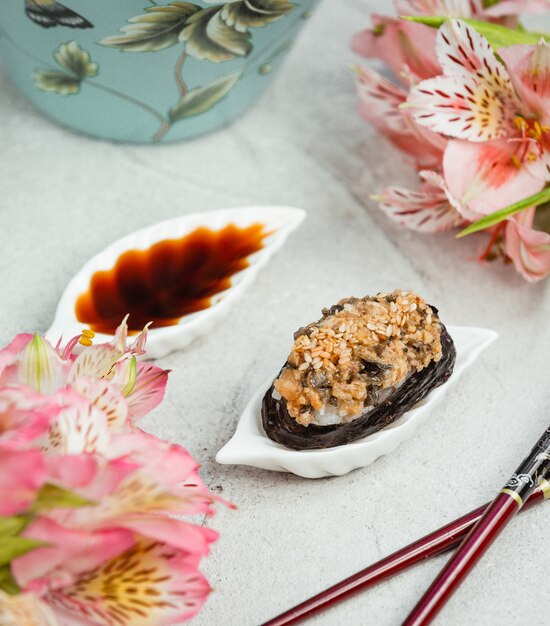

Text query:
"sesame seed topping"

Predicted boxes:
[[274, 290, 443, 426]]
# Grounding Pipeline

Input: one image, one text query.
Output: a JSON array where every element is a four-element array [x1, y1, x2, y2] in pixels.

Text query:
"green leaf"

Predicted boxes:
[[0, 537, 45, 567], [168, 71, 241, 121], [55, 41, 97, 79], [31, 483, 92, 512], [0, 517, 27, 537], [457, 187, 550, 238], [180, 7, 252, 62], [402, 16, 547, 49], [0, 566, 20, 595], [100, 2, 202, 52]]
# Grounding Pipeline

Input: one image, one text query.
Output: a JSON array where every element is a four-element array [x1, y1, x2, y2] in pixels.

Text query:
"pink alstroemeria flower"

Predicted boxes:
[[0, 319, 168, 423], [0, 318, 224, 626], [352, 1, 490, 86], [43, 430, 223, 554], [13, 431, 224, 619], [407, 20, 550, 215], [351, 0, 546, 88]]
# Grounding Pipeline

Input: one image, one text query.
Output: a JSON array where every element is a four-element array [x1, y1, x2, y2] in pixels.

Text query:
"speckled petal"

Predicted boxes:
[[378, 170, 465, 233], [408, 20, 517, 141], [49, 540, 211, 626]]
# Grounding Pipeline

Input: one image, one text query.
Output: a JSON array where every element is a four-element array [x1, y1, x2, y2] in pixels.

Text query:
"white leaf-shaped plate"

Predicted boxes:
[[46, 206, 305, 359], [216, 326, 497, 478]]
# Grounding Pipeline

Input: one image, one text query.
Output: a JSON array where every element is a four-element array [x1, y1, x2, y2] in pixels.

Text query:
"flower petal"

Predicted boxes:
[[484, 0, 550, 16], [436, 19, 506, 80], [55, 468, 220, 537], [18, 335, 68, 395], [49, 539, 211, 626], [46, 391, 111, 456], [352, 15, 439, 82], [70, 376, 129, 431], [0, 448, 46, 515], [108, 514, 218, 554], [115, 361, 169, 421], [378, 170, 465, 233], [443, 139, 545, 214], [499, 40, 550, 121], [407, 20, 517, 141], [505, 208, 550, 281], [44, 454, 98, 491], [0, 387, 60, 445], [66, 344, 124, 385], [105, 430, 199, 486], [12, 517, 134, 592], [355, 65, 445, 168], [0, 590, 58, 626], [394, 0, 483, 16], [355, 64, 410, 134], [0, 333, 32, 379]]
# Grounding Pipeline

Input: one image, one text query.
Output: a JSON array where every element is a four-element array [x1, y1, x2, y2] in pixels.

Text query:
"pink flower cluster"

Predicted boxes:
[[352, 0, 550, 281], [0, 323, 229, 626]]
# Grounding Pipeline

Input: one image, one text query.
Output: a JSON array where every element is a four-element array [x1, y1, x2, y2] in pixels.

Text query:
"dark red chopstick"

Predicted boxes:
[[261, 482, 549, 626], [403, 425, 550, 625]]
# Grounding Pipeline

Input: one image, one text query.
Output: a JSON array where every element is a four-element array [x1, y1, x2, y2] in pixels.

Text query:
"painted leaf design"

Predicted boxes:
[[221, 0, 296, 31], [55, 41, 97, 79], [168, 71, 241, 121], [34, 71, 80, 94], [34, 42, 97, 95], [101, 0, 295, 60], [99, 2, 201, 52], [180, 7, 252, 61]]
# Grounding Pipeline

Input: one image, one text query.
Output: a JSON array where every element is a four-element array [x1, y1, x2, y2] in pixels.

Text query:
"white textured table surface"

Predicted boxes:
[[1, 2, 550, 625]]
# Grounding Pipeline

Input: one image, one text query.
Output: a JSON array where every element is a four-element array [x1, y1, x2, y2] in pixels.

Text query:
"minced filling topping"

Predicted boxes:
[[273, 290, 443, 427]]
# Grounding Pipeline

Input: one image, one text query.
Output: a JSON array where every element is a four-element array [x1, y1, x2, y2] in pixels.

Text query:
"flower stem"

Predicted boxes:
[[175, 51, 188, 97], [152, 120, 172, 143], [86, 81, 167, 125], [458, 186, 550, 238]]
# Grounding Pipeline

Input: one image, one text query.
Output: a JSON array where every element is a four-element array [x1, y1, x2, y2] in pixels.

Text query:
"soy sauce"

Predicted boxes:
[[75, 223, 266, 334]]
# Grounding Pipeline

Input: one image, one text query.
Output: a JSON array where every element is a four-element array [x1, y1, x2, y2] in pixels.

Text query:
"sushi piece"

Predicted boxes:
[[262, 290, 456, 450]]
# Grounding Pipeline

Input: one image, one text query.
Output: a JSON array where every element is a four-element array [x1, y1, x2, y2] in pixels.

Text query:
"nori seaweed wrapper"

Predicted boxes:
[[261, 324, 456, 450]]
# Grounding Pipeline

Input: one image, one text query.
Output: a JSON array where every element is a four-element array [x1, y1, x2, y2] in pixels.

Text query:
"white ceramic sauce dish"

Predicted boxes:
[[46, 206, 306, 359]]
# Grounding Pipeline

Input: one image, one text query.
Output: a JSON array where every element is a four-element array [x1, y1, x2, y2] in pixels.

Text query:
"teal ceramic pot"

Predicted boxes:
[[0, 1, 318, 143]]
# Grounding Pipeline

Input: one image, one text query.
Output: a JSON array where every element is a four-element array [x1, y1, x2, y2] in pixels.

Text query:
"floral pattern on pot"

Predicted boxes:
[[32, 1, 297, 141], [34, 42, 97, 95], [0, 0, 316, 142], [100, 0, 296, 59]]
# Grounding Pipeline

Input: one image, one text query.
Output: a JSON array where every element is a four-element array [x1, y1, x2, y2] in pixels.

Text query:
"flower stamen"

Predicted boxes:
[[79, 329, 95, 347]]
